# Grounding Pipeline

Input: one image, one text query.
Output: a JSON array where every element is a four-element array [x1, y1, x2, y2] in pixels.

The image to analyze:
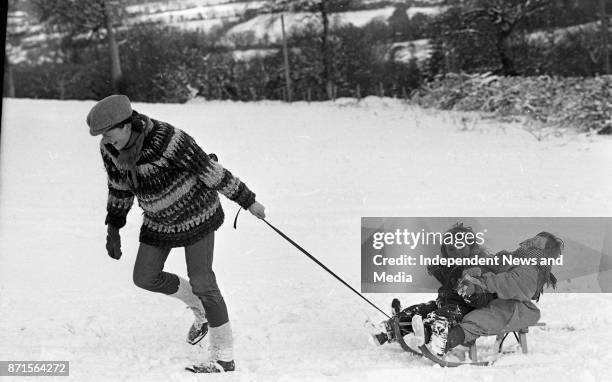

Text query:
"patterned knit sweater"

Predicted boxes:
[[101, 112, 256, 247]]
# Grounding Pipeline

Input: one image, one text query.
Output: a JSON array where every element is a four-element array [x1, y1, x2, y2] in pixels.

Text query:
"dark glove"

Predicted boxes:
[[106, 225, 122, 260], [463, 292, 496, 308]]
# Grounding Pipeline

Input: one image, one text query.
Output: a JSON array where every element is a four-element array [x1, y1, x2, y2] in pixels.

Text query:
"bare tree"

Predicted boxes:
[[600, 0, 610, 74], [267, 0, 353, 99], [318, 0, 332, 99], [31, 0, 126, 92], [462, 0, 549, 75], [5, 0, 26, 98], [280, 13, 293, 102]]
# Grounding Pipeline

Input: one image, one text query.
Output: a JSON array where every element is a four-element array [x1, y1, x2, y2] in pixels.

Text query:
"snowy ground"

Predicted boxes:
[[1, 97, 612, 381]]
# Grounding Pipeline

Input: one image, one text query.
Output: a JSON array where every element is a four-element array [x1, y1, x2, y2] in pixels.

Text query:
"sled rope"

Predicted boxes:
[[261, 217, 391, 319], [233, 208, 390, 318]]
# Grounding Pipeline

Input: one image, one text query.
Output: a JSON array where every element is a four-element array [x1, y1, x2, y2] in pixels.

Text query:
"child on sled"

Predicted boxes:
[[412, 231, 564, 357], [372, 223, 495, 347]]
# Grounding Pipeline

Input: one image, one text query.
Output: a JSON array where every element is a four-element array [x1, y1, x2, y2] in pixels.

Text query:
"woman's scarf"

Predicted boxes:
[[116, 115, 149, 189]]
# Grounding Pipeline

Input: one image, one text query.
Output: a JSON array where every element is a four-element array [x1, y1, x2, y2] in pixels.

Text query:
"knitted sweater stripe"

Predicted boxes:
[[108, 193, 134, 209], [143, 198, 220, 233], [138, 174, 196, 210], [137, 170, 192, 203], [145, 182, 220, 227]]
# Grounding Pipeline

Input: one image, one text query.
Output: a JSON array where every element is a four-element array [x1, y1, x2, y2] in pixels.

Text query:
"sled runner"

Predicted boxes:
[[389, 314, 546, 367], [387, 298, 422, 356], [390, 315, 421, 356], [418, 343, 493, 366]]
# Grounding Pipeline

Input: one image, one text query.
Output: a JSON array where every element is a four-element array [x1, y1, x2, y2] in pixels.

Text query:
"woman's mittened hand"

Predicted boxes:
[[106, 225, 123, 260], [248, 202, 266, 219]]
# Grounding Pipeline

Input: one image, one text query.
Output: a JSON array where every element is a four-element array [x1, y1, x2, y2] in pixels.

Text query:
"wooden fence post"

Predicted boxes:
[[281, 13, 293, 102]]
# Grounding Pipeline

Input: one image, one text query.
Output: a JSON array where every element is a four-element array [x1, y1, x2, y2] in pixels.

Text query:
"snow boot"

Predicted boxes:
[[186, 322, 235, 373], [371, 332, 389, 346], [186, 360, 235, 373], [391, 298, 402, 315], [169, 277, 209, 345], [424, 316, 465, 357], [371, 313, 400, 346], [427, 316, 450, 357], [187, 322, 235, 372], [187, 320, 209, 346]]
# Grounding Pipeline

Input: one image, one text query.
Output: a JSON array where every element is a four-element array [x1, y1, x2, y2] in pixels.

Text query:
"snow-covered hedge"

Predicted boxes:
[[411, 73, 612, 134]]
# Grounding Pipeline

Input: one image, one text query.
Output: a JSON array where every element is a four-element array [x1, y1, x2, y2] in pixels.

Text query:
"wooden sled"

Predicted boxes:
[[390, 316, 546, 367]]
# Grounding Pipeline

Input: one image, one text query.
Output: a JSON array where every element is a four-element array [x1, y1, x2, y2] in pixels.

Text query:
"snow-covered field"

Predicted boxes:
[[1, 97, 612, 381]]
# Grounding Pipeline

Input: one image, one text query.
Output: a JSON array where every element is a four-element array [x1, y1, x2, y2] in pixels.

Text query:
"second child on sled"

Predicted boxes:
[[372, 223, 495, 348], [375, 228, 563, 361]]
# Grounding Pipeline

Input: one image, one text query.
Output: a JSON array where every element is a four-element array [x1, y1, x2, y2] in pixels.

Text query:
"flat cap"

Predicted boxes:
[[87, 94, 133, 136]]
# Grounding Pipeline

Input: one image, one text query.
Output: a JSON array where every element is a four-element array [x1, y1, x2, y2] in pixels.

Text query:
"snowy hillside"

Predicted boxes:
[[7, 1, 447, 63], [1, 98, 612, 380], [125, 0, 255, 15], [123, 0, 446, 31], [528, 17, 612, 45], [124, 1, 447, 41], [127, 0, 266, 31], [224, 6, 446, 44]]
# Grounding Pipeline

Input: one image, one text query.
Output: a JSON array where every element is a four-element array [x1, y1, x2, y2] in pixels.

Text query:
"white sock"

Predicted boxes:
[[209, 322, 233, 362], [170, 277, 207, 324]]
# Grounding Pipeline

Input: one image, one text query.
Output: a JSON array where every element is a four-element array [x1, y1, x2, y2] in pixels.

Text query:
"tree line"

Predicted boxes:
[[4, 0, 611, 103]]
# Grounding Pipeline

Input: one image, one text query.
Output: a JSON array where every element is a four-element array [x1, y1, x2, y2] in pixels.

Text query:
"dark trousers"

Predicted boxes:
[[132, 232, 229, 327]]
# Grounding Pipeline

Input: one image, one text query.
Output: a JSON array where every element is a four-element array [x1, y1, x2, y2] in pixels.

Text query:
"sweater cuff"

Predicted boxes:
[[235, 185, 256, 210], [105, 214, 127, 229]]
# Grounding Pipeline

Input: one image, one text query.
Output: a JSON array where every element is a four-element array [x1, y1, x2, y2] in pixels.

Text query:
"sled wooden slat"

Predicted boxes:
[[469, 322, 546, 362], [469, 342, 478, 361]]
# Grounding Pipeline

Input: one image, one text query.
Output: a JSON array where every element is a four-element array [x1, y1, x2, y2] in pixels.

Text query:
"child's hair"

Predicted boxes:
[[536, 231, 564, 258], [430, 223, 489, 287], [532, 231, 564, 299], [130, 110, 145, 133], [440, 222, 488, 258]]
